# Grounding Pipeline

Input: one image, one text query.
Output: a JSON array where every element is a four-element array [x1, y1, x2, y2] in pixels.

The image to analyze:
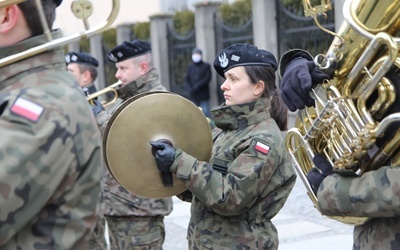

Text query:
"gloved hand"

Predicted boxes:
[[307, 154, 334, 194], [149, 141, 176, 173], [280, 57, 331, 111], [91, 99, 104, 116]]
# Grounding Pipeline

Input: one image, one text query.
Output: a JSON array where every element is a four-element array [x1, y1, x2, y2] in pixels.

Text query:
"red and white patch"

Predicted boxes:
[[11, 97, 44, 122], [254, 141, 270, 155]]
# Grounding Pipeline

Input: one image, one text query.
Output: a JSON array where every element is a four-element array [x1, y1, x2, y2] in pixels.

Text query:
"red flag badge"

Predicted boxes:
[[11, 97, 44, 122], [254, 141, 270, 155]]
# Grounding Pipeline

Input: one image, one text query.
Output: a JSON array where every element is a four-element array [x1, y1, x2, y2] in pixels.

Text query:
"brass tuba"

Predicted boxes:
[[0, 0, 120, 67], [286, 0, 400, 225]]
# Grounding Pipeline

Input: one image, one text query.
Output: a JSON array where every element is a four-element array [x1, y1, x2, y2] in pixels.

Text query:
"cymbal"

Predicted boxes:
[[103, 91, 212, 198]]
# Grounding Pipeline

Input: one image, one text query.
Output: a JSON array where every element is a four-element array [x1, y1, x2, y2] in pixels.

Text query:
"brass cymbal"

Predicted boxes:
[[103, 91, 212, 198]]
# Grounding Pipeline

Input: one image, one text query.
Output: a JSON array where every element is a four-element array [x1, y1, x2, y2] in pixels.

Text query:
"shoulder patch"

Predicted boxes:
[[11, 97, 44, 122], [254, 141, 270, 155]]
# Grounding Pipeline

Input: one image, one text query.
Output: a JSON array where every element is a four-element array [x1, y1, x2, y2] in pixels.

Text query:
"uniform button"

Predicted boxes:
[[134, 198, 140, 203], [202, 238, 208, 244]]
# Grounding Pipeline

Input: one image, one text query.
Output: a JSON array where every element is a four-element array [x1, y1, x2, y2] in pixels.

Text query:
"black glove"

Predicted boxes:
[[150, 141, 176, 187], [307, 154, 334, 194], [150, 141, 176, 172], [280, 57, 330, 111], [91, 99, 104, 116]]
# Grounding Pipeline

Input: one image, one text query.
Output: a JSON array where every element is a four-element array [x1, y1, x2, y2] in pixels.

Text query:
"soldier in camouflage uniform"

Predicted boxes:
[[90, 40, 173, 250], [0, 0, 102, 249], [279, 49, 400, 249], [65, 51, 100, 94], [151, 44, 297, 249]]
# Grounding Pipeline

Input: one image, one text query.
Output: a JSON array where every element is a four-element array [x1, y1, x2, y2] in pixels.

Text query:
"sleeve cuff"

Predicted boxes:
[[170, 149, 198, 180]]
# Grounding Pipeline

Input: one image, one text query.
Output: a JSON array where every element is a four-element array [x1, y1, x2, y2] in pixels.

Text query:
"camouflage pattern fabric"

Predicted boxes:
[[317, 166, 400, 250], [107, 216, 165, 250], [170, 97, 297, 249], [87, 215, 108, 250], [0, 31, 102, 249], [90, 68, 172, 249]]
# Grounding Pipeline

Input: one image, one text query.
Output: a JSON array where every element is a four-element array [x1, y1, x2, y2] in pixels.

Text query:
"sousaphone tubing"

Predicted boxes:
[[103, 91, 213, 198]]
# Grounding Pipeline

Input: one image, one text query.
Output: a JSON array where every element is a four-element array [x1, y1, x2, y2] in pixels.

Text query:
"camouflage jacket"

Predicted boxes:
[[317, 166, 400, 250], [170, 97, 297, 249], [95, 69, 173, 216], [0, 31, 102, 249]]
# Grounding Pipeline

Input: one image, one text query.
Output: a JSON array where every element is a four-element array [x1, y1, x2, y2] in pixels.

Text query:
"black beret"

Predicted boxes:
[[65, 52, 99, 67], [108, 40, 151, 63], [213, 44, 277, 78], [54, 0, 62, 7]]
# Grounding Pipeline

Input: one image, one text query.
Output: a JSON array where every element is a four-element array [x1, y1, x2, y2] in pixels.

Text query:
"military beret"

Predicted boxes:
[[65, 52, 99, 67], [108, 40, 151, 63], [213, 43, 278, 78]]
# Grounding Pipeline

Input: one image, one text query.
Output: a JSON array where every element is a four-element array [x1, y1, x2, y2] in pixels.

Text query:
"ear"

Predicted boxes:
[[139, 61, 148, 74], [0, 5, 20, 34], [82, 70, 91, 83], [254, 80, 265, 97]]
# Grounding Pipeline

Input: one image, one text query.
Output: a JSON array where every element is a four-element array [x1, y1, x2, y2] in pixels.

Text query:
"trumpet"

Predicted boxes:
[[86, 81, 123, 108]]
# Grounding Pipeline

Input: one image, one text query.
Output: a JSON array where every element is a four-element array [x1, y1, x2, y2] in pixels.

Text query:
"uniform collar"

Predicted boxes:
[[211, 97, 271, 130], [0, 30, 65, 87], [117, 68, 160, 100]]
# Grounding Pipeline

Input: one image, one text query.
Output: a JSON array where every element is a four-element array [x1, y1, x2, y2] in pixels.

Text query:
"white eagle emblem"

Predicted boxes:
[[218, 52, 229, 68]]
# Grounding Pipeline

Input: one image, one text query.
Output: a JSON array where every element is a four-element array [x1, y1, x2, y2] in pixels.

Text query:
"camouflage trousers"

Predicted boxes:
[[106, 215, 165, 250], [87, 215, 108, 250]]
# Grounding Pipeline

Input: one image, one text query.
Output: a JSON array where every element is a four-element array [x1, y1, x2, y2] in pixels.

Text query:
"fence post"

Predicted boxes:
[[68, 42, 80, 53], [90, 35, 106, 90], [194, 2, 221, 109], [252, 0, 279, 60], [116, 23, 132, 44], [150, 14, 173, 90]]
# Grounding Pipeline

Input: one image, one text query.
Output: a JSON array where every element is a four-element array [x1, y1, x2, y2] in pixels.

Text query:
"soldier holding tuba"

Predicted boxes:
[[0, 0, 103, 249], [278, 0, 400, 248], [280, 47, 400, 250]]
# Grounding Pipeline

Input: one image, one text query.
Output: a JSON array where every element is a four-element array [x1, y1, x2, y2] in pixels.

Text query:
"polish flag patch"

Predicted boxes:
[[11, 97, 44, 122], [254, 141, 270, 155]]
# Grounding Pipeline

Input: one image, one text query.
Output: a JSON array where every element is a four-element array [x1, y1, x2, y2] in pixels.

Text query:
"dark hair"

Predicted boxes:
[[245, 65, 288, 131], [18, 0, 57, 37], [78, 64, 98, 82]]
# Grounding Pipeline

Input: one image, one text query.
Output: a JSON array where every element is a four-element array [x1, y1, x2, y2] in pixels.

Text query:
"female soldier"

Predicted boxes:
[[151, 43, 296, 249]]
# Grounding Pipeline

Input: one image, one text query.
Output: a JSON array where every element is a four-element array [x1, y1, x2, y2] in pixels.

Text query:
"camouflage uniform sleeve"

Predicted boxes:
[[317, 166, 400, 217], [95, 109, 111, 133], [0, 94, 101, 247], [170, 138, 281, 216]]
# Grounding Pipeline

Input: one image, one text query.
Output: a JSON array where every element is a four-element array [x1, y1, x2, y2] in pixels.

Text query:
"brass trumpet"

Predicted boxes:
[[86, 81, 123, 108]]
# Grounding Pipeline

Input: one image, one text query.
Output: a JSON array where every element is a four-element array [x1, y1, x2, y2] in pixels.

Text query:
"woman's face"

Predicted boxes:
[[220, 66, 264, 106]]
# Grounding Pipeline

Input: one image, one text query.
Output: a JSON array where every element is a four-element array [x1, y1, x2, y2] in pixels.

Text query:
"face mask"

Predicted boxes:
[[192, 54, 202, 63]]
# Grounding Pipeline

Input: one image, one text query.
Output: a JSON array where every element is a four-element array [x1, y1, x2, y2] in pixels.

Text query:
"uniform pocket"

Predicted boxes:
[[198, 233, 257, 250]]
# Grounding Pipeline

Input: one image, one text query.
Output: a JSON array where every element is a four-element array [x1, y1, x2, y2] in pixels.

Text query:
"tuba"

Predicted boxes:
[[0, 0, 120, 67], [286, 0, 400, 225]]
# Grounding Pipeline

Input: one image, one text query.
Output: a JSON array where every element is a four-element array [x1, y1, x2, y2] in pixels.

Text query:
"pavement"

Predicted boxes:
[[163, 180, 355, 250]]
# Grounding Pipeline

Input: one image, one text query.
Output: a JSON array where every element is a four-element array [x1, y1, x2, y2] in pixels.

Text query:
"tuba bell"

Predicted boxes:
[[0, 0, 120, 67], [286, 0, 400, 225]]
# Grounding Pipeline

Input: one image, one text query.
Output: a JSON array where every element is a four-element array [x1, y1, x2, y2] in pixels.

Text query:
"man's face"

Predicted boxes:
[[115, 59, 142, 86], [67, 63, 85, 87]]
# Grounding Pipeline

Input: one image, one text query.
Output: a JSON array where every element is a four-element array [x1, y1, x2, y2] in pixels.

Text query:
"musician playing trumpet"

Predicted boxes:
[[65, 51, 99, 94], [279, 48, 400, 249]]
